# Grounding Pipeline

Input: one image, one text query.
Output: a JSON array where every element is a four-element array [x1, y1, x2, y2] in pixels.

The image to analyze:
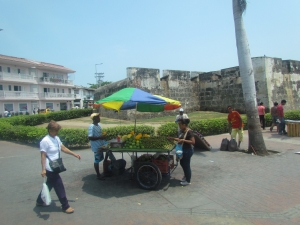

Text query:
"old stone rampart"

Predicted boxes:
[[95, 57, 300, 120]]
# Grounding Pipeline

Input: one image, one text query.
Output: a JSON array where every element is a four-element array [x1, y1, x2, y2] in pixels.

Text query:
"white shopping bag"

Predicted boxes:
[[41, 178, 51, 205]]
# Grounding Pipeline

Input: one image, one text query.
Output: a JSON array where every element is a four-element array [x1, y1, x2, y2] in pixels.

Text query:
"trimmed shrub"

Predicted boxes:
[[157, 116, 248, 137], [265, 110, 300, 126], [0, 108, 93, 126]]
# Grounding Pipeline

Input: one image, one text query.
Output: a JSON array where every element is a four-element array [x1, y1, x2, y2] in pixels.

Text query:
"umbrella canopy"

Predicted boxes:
[[154, 95, 181, 110], [95, 88, 181, 112]]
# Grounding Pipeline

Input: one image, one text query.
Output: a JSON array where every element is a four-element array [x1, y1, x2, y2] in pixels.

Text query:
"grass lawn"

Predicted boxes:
[[136, 111, 228, 123]]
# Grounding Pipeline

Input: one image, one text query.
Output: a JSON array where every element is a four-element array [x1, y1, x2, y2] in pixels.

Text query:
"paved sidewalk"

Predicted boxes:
[[0, 129, 300, 225]]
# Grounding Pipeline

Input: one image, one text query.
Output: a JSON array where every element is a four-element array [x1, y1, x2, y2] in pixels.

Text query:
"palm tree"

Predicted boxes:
[[232, 0, 268, 155]]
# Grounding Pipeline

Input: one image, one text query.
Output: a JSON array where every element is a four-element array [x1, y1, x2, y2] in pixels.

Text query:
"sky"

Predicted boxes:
[[1, 0, 300, 87]]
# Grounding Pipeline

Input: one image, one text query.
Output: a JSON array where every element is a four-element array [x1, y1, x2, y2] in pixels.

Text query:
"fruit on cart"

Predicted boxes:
[[140, 137, 175, 150], [121, 135, 127, 141]]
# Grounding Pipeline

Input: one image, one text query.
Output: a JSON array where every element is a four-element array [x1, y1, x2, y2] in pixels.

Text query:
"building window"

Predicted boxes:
[[62, 89, 64, 93], [14, 86, 22, 91], [4, 103, 13, 112], [68, 88, 71, 94], [43, 72, 49, 77], [0, 84, 2, 90], [53, 88, 56, 93], [0, 66, 2, 72], [18, 69, 21, 74], [19, 103, 27, 112], [7, 67, 10, 73], [46, 103, 53, 109], [57, 88, 59, 93], [74, 90, 79, 94], [8, 85, 11, 91]]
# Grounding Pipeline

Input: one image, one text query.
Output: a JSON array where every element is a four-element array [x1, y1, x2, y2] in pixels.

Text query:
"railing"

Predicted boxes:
[[0, 72, 36, 82], [0, 91, 39, 99], [39, 77, 73, 85], [40, 92, 74, 98]]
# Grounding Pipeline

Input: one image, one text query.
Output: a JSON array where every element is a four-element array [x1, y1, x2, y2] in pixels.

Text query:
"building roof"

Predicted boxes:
[[0, 54, 75, 73]]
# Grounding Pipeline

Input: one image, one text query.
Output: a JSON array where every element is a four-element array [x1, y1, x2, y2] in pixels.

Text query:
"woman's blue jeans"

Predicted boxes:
[[180, 148, 194, 183]]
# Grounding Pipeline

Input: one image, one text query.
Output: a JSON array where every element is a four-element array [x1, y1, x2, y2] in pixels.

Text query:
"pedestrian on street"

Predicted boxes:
[[175, 108, 189, 136], [36, 120, 81, 214], [88, 113, 107, 180], [4, 108, 8, 117], [168, 118, 195, 186], [258, 102, 266, 130], [37, 107, 40, 114], [270, 102, 279, 132], [277, 100, 287, 135], [227, 106, 244, 148], [33, 108, 36, 115]]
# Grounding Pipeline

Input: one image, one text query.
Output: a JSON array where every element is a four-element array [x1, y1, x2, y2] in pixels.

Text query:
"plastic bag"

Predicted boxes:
[[41, 178, 51, 206]]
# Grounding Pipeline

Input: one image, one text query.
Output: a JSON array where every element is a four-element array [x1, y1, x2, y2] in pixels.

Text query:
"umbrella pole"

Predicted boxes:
[[134, 103, 137, 134]]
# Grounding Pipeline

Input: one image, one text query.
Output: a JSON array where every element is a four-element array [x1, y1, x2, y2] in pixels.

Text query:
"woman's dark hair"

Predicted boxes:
[[178, 118, 190, 125], [259, 102, 263, 105], [274, 102, 278, 106]]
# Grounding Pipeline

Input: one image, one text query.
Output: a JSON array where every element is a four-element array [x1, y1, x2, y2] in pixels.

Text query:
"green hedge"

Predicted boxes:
[[157, 116, 248, 137], [0, 119, 154, 148], [1, 109, 299, 147], [0, 108, 93, 126], [265, 110, 300, 126]]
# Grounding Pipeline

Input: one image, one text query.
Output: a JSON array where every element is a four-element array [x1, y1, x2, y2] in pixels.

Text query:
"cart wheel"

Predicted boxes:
[[136, 162, 162, 190]]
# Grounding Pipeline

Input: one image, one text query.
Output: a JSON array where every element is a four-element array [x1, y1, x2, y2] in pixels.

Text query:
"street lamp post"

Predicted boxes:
[[95, 63, 104, 88]]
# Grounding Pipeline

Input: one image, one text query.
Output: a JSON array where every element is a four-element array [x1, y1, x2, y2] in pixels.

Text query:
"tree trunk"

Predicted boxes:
[[232, 0, 268, 155]]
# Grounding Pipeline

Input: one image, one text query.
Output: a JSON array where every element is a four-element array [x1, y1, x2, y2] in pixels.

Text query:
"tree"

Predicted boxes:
[[232, 0, 268, 155], [88, 81, 112, 89]]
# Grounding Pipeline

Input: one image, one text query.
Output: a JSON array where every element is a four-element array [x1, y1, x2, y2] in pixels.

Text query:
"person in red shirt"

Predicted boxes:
[[277, 100, 287, 135], [227, 106, 243, 148], [257, 102, 266, 130]]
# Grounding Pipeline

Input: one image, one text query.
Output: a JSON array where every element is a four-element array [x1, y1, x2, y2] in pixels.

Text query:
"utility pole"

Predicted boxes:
[[95, 63, 104, 89]]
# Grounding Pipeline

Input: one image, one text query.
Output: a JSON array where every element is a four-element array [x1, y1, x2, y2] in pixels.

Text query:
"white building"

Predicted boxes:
[[0, 54, 76, 115], [73, 85, 95, 109]]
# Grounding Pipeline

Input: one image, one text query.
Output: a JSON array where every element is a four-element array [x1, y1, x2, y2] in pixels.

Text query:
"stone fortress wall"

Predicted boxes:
[[94, 56, 300, 120]]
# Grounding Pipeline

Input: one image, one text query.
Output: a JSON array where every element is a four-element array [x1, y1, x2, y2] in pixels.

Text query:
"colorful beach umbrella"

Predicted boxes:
[[95, 88, 181, 112], [154, 95, 181, 110]]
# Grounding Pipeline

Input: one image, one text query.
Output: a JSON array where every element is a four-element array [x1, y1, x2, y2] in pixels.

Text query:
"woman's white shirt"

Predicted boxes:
[[40, 135, 62, 172]]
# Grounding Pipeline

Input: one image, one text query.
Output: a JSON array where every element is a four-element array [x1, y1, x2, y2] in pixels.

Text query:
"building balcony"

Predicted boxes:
[[0, 72, 37, 83], [39, 77, 73, 86], [0, 91, 39, 100], [40, 92, 75, 99]]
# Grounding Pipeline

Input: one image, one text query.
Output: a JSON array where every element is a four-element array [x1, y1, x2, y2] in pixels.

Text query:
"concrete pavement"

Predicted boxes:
[[0, 129, 300, 225]]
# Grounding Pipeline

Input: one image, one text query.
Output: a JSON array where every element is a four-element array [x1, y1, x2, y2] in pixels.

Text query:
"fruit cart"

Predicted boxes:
[[101, 142, 177, 190]]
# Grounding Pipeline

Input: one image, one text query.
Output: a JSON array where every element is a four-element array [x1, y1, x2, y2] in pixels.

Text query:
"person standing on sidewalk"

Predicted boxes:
[[168, 118, 195, 186], [227, 106, 243, 148], [88, 113, 107, 180], [270, 102, 279, 132], [277, 100, 287, 135], [258, 102, 266, 130], [36, 120, 81, 214]]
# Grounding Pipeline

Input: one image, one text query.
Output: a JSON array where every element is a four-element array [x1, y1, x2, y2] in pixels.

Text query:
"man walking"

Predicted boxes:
[[88, 113, 107, 180], [270, 102, 279, 132], [277, 100, 287, 135], [227, 106, 243, 148]]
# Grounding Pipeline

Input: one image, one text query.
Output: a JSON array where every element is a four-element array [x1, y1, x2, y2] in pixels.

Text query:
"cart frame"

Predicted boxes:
[[102, 147, 178, 190]]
